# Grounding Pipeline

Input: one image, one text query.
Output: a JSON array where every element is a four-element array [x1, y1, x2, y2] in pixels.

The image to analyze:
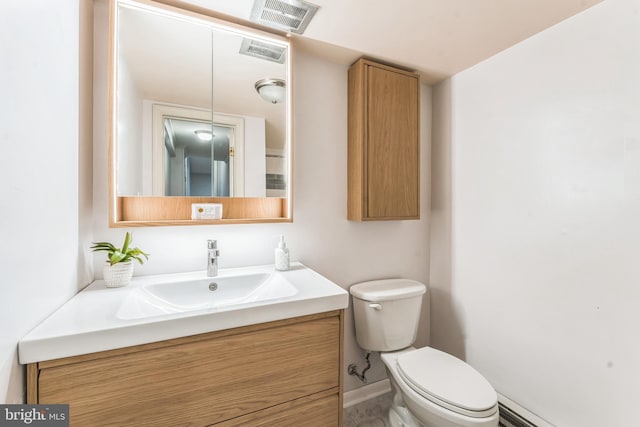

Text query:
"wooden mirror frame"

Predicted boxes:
[[108, 0, 293, 227]]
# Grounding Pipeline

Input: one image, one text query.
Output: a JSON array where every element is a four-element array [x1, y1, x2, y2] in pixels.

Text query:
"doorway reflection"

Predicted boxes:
[[163, 118, 234, 197]]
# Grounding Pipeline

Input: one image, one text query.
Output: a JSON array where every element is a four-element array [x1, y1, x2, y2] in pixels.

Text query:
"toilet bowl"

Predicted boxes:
[[350, 279, 499, 427]]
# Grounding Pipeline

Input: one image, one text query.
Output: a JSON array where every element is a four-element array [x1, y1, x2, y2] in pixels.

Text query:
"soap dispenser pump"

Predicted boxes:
[[275, 235, 290, 271]]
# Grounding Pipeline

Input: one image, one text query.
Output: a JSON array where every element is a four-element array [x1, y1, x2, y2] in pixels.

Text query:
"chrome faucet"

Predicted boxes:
[[207, 240, 220, 277]]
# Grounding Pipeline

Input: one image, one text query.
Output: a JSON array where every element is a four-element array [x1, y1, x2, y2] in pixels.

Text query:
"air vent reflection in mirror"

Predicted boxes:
[[239, 38, 287, 64]]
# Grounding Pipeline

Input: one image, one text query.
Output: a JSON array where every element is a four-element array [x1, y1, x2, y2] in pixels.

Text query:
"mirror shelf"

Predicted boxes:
[[113, 196, 289, 227], [108, 0, 292, 227]]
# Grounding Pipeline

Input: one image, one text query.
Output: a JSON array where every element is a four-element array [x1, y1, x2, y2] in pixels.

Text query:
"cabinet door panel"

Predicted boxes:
[[38, 316, 339, 427], [366, 65, 419, 219]]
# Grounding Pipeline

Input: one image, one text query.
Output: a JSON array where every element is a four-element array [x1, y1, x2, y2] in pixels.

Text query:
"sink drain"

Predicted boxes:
[[209, 282, 218, 291]]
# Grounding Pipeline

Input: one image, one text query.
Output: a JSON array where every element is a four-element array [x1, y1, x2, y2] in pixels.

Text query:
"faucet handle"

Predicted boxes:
[[207, 240, 217, 249]]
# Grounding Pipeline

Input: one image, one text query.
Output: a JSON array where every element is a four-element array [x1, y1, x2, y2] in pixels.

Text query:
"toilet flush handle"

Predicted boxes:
[[368, 303, 382, 311]]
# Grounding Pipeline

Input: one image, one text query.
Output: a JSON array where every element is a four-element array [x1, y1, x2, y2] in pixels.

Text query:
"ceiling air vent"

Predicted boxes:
[[250, 0, 319, 35], [239, 38, 287, 64]]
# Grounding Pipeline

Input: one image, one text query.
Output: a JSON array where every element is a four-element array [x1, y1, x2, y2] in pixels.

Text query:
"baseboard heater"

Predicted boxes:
[[499, 402, 537, 427], [497, 393, 554, 427]]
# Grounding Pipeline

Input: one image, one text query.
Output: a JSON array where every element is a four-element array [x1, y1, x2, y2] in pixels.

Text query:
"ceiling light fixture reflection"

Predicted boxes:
[[194, 129, 213, 142], [255, 78, 286, 104]]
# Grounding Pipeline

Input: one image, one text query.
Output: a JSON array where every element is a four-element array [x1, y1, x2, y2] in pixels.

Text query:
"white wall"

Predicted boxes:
[[0, 0, 93, 403], [93, 22, 432, 390], [431, 0, 640, 425]]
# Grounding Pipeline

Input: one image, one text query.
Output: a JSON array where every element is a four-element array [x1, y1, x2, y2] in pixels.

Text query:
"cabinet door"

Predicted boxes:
[[366, 64, 419, 219]]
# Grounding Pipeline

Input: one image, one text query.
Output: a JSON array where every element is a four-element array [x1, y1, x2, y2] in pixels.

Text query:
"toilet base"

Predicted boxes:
[[388, 385, 422, 427], [389, 406, 421, 427]]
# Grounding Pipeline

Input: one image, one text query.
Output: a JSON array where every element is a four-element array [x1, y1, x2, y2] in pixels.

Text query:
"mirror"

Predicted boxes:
[[110, 0, 291, 225]]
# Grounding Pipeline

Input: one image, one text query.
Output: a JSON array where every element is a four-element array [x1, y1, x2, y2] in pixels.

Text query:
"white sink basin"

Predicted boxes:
[[117, 272, 298, 319], [18, 262, 349, 364]]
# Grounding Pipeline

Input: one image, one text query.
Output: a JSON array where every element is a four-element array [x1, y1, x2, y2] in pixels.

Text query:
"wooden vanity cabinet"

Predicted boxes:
[[348, 58, 420, 221], [27, 311, 344, 427]]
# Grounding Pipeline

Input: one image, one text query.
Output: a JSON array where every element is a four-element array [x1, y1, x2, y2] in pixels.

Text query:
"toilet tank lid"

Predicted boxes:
[[350, 279, 426, 302]]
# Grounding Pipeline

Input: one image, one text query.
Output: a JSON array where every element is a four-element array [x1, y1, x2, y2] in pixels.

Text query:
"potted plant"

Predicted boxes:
[[91, 232, 149, 288]]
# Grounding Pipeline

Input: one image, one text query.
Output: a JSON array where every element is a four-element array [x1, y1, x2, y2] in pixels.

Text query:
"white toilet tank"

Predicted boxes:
[[350, 279, 427, 352]]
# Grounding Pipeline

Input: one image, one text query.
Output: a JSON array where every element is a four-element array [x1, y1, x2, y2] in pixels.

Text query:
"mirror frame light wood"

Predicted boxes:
[[108, 0, 293, 227]]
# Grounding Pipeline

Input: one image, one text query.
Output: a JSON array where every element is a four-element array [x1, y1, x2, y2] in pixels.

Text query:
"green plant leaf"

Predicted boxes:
[[121, 232, 131, 254], [109, 251, 127, 265], [129, 248, 149, 263], [91, 242, 116, 251], [91, 233, 148, 265]]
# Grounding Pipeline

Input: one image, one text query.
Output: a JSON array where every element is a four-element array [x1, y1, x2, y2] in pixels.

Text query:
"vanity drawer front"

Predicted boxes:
[[214, 392, 339, 426], [37, 315, 340, 427]]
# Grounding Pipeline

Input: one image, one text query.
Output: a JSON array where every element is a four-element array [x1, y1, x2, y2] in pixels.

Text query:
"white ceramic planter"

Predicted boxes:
[[103, 261, 134, 288]]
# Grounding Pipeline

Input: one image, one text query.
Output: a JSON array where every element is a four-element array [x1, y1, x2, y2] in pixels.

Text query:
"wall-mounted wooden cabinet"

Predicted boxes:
[[348, 58, 420, 221]]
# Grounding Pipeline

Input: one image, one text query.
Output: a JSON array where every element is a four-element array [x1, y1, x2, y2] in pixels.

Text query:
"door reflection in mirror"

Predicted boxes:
[[163, 118, 234, 197]]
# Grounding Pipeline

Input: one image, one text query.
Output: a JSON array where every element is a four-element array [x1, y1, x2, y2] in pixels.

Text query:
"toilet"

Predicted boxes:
[[350, 279, 499, 427]]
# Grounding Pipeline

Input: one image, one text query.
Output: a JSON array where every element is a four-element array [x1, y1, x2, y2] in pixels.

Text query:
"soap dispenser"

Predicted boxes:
[[275, 235, 290, 271]]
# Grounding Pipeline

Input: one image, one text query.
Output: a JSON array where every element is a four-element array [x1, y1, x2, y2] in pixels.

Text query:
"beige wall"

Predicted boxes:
[[430, 0, 640, 424]]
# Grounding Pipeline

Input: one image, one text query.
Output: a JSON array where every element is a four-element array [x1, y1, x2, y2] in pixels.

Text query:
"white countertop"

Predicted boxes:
[[19, 262, 349, 364]]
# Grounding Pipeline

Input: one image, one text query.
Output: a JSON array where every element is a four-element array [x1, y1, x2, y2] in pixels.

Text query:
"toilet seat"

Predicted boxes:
[[396, 347, 498, 418]]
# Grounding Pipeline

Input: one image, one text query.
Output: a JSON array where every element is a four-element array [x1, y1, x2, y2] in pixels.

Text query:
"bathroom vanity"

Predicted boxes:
[[20, 264, 348, 426]]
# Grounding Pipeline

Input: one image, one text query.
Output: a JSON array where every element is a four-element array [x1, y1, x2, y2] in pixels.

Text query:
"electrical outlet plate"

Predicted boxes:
[[191, 203, 223, 220]]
